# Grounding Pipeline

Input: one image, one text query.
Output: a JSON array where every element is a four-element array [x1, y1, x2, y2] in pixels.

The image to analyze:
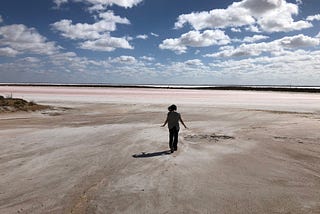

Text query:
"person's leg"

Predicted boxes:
[[173, 128, 179, 151], [169, 129, 174, 152]]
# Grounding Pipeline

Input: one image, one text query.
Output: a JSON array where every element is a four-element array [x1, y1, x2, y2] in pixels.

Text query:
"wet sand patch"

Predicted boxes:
[[184, 133, 235, 143]]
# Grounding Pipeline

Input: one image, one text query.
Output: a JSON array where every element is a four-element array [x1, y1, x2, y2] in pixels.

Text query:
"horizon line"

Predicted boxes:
[[1, 83, 320, 93]]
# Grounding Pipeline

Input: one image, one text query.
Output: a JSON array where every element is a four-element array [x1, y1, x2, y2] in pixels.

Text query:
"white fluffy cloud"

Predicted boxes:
[[140, 56, 154, 61], [257, 2, 312, 32], [207, 49, 320, 85], [238, 0, 282, 15], [184, 59, 203, 66], [306, 14, 320, 21], [0, 24, 60, 57], [174, 0, 312, 33], [159, 30, 230, 54], [52, 11, 133, 51], [52, 1, 138, 52], [243, 35, 269, 43], [0, 47, 19, 57], [52, 11, 130, 40], [136, 34, 148, 40], [205, 34, 320, 58], [245, 25, 261, 33], [174, 6, 255, 30], [21, 57, 41, 63], [80, 34, 133, 51], [231, 28, 241, 32], [279, 34, 319, 48], [110, 55, 137, 64], [54, 0, 143, 10]]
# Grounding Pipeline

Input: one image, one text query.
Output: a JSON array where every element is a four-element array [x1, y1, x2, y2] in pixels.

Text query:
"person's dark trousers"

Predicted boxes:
[[169, 127, 179, 152]]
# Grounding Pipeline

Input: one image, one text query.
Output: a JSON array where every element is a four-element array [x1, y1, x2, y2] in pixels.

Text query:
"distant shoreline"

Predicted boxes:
[[1, 83, 320, 93]]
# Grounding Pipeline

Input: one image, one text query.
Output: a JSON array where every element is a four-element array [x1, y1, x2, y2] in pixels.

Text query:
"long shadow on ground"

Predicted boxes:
[[132, 150, 171, 158]]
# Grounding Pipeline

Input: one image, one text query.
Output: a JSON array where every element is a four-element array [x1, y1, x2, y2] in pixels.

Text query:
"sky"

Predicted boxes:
[[0, 0, 320, 85]]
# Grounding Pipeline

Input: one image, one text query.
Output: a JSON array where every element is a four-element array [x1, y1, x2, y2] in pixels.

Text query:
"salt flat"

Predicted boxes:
[[0, 86, 320, 214]]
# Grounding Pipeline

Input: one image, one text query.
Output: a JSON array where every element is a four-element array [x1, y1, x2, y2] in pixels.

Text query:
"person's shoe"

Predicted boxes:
[[170, 149, 174, 153]]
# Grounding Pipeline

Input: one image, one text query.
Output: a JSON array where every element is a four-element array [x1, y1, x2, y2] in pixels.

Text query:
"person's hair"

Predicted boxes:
[[168, 104, 177, 112]]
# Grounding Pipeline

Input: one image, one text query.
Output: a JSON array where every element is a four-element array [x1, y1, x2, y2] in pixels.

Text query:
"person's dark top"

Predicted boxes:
[[167, 111, 181, 130]]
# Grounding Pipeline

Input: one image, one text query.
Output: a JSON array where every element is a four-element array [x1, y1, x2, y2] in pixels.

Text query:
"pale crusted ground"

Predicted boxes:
[[0, 86, 320, 214]]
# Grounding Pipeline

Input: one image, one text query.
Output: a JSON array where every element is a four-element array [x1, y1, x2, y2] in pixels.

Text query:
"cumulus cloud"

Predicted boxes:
[[110, 55, 137, 64], [184, 59, 203, 66], [140, 56, 155, 61], [159, 30, 230, 54], [206, 43, 275, 58], [205, 34, 319, 58], [278, 34, 319, 48], [49, 52, 83, 65], [21, 57, 41, 63], [208, 49, 320, 85], [243, 34, 269, 43], [160, 59, 211, 81], [174, 0, 312, 33], [52, 11, 133, 51], [52, 0, 138, 52], [54, 0, 143, 10], [306, 14, 320, 21], [237, 0, 282, 15], [231, 28, 241, 32], [257, 2, 312, 32], [52, 11, 130, 40], [245, 25, 261, 33], [174, 6, 255, 30], [80, 34, 133, 51], [136, 34, 148, 40], [0, 47, 20, 57], [0, 24, 60, 57]]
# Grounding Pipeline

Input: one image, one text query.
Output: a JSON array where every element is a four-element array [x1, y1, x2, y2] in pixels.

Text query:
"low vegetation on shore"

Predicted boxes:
[[0, 95, 48, 113]]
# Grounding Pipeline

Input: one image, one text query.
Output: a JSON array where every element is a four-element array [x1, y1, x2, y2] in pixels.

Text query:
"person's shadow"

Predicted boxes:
[[132, 150, 171, 158]]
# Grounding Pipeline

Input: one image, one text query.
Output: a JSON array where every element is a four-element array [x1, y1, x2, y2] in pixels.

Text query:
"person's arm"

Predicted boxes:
[[179, 115, 187, 129], [161, 117, 168, 127]]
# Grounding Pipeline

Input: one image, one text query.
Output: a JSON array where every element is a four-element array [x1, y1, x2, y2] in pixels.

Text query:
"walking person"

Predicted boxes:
[[161, 104, 187, 153]]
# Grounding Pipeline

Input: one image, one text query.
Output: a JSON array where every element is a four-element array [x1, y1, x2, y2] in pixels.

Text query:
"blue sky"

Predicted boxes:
[[0, 0, 320, 85]]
